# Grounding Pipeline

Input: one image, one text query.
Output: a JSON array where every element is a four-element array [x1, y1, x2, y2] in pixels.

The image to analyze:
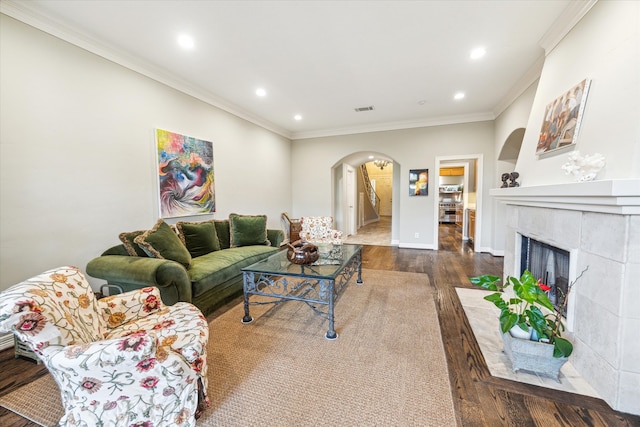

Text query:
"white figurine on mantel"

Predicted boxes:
[[561, 151, 606, 182]]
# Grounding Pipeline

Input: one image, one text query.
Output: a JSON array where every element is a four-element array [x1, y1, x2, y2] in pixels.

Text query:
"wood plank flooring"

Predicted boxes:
[[1, 224, 639, 426]]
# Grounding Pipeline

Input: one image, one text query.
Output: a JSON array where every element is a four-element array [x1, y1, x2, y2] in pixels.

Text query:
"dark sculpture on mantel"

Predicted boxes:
[[501, 172, 520, 188]]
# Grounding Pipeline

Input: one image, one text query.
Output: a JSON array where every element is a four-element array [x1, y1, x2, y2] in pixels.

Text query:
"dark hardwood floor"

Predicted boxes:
[[1, 224, 638, 426]]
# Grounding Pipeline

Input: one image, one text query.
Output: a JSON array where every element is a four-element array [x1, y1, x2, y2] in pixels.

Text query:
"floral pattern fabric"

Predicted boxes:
[[0, 266, 209, 427], [299, 216, 343, 245]]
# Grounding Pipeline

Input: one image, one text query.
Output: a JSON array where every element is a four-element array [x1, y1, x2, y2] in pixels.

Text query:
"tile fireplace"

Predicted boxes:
[[492, 179, 640, 416]]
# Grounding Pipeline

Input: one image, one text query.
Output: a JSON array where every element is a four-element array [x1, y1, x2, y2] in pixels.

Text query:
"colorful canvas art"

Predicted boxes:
[[156, 129, 215, 218]]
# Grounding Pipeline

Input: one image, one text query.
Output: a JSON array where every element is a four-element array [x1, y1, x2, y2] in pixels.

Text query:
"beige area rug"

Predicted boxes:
[[1, 269, 456, 426]]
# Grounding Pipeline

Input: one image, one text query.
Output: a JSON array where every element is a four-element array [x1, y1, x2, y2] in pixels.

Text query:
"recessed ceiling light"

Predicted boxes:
[[454, 92, 465, 100], [256, 88, 267, 97], [294, 114, 302, 121], [177, 34, 195, 50], [470, 47, 486, 59]]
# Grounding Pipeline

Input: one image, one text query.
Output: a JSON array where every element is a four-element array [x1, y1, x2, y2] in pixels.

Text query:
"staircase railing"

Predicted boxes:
[[360, 164, 381, 217]]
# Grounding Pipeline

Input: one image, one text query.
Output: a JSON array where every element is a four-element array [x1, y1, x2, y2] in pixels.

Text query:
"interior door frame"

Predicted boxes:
[[433, 154, 483, 251], [344, 163, 357, 236]]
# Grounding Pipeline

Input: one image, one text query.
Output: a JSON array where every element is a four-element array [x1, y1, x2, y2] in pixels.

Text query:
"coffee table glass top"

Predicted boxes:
[[242, 244, 362, 279]]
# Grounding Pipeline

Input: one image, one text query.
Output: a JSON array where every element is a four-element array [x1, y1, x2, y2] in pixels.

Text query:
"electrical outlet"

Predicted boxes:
[[414, 232, 419, 238]]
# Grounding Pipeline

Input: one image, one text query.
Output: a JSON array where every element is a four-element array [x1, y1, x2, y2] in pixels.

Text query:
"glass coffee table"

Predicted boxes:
[[241, 244, 363, 339]]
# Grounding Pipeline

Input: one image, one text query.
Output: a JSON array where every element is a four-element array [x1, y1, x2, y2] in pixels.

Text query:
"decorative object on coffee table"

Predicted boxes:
[[286, 240, 319, 265]]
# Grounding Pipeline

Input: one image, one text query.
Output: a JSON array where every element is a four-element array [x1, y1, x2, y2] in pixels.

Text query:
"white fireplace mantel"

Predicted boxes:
[[497, 179, 640, 415], [490, 179, 640, 214]]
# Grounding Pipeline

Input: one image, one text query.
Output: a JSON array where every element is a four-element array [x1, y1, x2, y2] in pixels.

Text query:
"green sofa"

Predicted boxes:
[[86, 215, 284, 316]]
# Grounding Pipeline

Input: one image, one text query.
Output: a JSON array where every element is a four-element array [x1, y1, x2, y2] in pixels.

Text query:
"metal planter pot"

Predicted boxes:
[[502, 331, 569, 382]]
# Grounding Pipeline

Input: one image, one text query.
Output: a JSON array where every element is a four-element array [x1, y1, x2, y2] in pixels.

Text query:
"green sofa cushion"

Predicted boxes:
[[229, 213, 270, 247], [176, 220, 221, 257], [214, 220, 231, 249], [118, 230, 149, 257], [134, 219, 192, 267], [189, 246, 279, 298]]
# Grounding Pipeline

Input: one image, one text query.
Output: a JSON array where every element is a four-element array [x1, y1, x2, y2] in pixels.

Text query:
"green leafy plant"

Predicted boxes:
[[469, 268, 586, 358]]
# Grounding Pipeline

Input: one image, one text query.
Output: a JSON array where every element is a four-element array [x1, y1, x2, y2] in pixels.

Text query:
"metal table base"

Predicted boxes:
[[242, 246, 363, 339]]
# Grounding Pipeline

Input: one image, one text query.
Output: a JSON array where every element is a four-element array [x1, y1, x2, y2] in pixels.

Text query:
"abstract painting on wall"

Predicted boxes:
[[156, 128, 215, 218], [536, 79, 591, 155]]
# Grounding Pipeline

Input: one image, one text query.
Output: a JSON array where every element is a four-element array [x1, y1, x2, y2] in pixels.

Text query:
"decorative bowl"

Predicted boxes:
[[286, 240, 319, 265]]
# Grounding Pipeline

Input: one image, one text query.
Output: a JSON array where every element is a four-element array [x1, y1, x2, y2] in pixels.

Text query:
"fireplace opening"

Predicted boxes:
[[520, 236, 570, 317]]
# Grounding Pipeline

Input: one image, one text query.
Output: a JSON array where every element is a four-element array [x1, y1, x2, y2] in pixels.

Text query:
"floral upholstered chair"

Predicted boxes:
[[0, 266, 209, 427], [299, 216, 343, 245]]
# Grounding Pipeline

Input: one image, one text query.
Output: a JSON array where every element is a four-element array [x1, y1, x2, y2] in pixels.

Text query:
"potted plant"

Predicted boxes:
[[469, 269, 579, 358], [470, 269, 585, 380]]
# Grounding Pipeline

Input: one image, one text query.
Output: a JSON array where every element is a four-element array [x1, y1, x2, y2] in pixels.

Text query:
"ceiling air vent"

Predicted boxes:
[[354, 105, 375, 112]]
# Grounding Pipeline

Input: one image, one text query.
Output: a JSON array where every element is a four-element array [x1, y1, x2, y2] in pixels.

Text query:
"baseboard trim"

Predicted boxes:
[[398, 243, 436, 250]]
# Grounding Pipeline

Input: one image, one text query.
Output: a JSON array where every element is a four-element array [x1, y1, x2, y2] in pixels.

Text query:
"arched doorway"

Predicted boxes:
[[332, 151, 398, 246]]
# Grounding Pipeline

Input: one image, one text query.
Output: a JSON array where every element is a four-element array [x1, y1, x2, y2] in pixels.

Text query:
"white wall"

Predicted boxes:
[[491, 79, 539, 253], [0, 15, 291, 291], [291, 122, 495, 249], [515, 0, 640, 186]]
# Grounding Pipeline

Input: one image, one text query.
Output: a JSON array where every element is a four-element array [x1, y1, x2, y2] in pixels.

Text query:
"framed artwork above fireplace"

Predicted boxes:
[[535, 79, 591, 156]]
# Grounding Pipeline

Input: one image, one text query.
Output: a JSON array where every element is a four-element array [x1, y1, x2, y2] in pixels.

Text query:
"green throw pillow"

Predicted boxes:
[[229, 213, 270, 247], [118, 230, 149, 257], [214, 220, 231, 249], [134, 219, 192, 267], [176, 220, 221, 258]]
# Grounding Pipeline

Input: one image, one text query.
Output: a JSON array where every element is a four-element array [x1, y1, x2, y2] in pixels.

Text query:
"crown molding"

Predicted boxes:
[[291, 112, 495, 140], [0, 1, 293, 140], [538, 0, 598, 56], [492, 56, 544, 119], [492, 0, 598, 120], [3, 0, 573, 142]]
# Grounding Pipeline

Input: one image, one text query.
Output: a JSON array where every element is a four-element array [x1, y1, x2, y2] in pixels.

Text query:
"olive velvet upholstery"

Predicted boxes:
[[86, 217, 284, 316]]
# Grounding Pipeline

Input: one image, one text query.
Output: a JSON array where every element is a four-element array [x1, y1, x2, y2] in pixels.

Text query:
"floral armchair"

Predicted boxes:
[[299, 216, 343, 245], [0, 266, 209, 427]]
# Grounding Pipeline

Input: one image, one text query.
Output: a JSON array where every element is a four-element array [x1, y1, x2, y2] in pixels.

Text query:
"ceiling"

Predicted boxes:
[[3, 0, 575, 139]]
